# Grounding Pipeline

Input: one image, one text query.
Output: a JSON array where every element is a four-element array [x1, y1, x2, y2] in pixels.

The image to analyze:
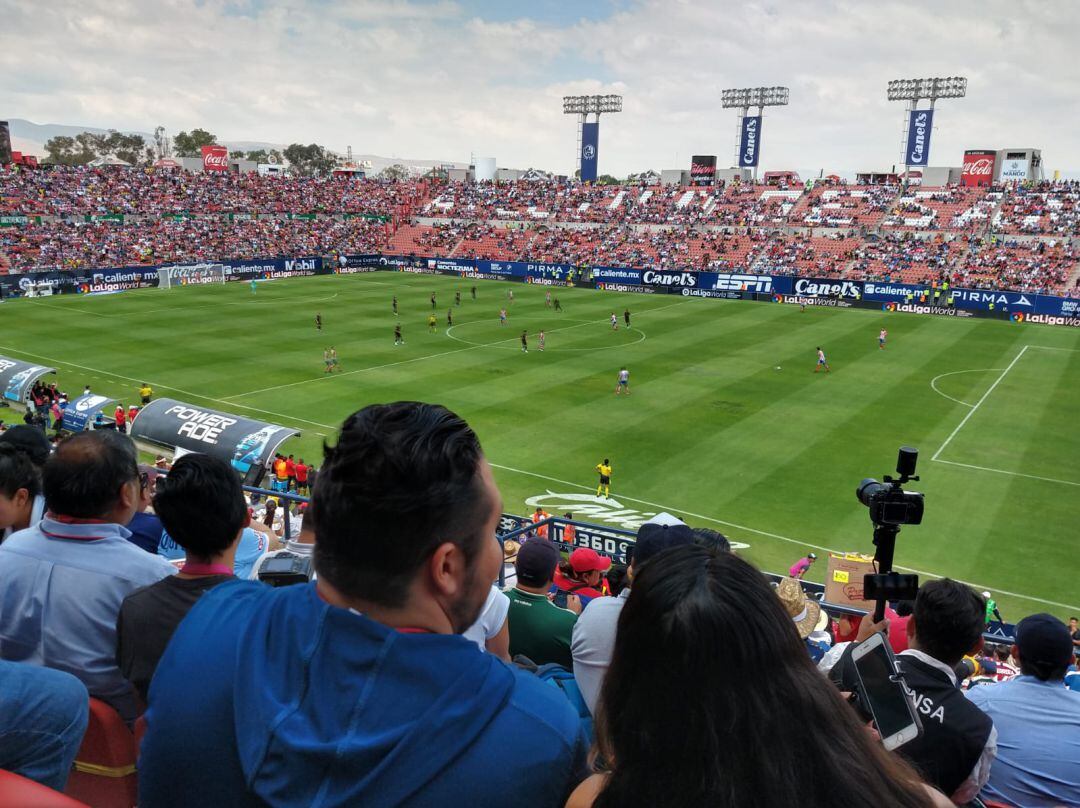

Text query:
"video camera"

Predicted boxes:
[[856, 447, 924, 527], [856, 447, 925, 620]]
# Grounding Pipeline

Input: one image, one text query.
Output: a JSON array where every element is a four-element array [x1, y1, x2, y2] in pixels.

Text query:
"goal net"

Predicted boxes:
[[157, 263, 226, 290]]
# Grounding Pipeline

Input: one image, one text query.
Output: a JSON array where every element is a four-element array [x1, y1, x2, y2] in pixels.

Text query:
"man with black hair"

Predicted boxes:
[[0, 442, 45, 542], [893, 578, 997, 804], [141, 402, 588, 807], [966, 613, 1080, 807], [506, 539, 580, 667], [117, 453, 249, 701], [0, 430, 175, 720]]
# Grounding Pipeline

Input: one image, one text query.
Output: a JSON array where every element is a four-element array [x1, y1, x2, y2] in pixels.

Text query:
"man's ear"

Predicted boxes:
[[427, 541, 467, 599]]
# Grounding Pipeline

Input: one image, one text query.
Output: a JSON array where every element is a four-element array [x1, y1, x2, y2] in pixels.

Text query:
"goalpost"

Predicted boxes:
[[157, 263, 227, 290]]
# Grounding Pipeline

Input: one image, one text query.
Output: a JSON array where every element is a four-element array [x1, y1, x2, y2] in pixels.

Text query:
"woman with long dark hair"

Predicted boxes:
[[567, 545, 949, 808]]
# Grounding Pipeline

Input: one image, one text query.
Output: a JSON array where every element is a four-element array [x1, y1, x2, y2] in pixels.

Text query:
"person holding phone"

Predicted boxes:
[[552, 548, 610, 610], [566, 545, 950, 808]]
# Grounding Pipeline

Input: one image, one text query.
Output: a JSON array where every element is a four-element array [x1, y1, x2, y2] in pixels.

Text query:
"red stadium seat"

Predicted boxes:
[[63, 699, 137, 808], [0, 770, 89, 807]]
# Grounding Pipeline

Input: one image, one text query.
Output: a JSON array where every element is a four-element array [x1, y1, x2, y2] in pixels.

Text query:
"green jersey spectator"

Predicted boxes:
[[506, 540, 579, 667]]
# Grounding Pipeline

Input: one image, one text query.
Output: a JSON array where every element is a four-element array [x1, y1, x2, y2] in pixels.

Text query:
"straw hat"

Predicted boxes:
[[776, 577, 822, 640]]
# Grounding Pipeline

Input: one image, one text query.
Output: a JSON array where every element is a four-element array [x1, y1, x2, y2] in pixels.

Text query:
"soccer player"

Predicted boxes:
[[507, 289, 514, 304], [323, 348, 333, 373], [520, 330, 528, 353], [879, 328, 887, 350], [553, 296, 562, 312], [499, 308, 507, 325], [814, 346, 830, 373], [315, 313, 322, 331], [595, 458, 612, 498], [139, 383, 153, 404], [615, 367, 630, 395], [623, 308, 631, 328], [447, 308, 453, 327], [545, 291, 552, 308], [610, 312, 618, 330], [428, 313, 437, 333], [455, 291, 461, 306], [394, 324, 404, 345], [471, 285, 477, 300], [538, 330, 545, 352], [250, 279, 257, 295], [392, 296, 398, 316], [430, 292, 436, 310], [329, 347, 340, 372], [800, 299, 806, 312]]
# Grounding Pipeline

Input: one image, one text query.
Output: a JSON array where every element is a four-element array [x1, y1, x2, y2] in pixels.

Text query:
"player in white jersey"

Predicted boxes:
[[879, 328, 887, 350], [610, 312, 618, 330], [814, 347, 830, 373], [615, 367, 630, 395]]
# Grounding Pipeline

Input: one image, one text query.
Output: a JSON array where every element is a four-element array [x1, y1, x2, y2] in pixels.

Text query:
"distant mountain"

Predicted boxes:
[[5, 118, 468, 173]]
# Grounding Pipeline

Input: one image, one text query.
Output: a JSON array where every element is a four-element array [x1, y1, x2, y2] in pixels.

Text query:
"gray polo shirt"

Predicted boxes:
[[571, 588, 629, 715]]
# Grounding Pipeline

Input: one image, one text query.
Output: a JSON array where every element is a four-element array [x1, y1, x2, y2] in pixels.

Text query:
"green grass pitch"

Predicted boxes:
[[2, 273, 1078, 621]]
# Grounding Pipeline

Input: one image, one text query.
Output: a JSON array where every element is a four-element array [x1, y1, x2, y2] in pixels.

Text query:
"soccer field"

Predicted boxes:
[[2, 273, 1078, 620]]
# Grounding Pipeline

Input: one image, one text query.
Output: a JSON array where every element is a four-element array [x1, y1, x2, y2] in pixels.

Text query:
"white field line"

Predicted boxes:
[[928, 368, 1004, 409], [0, 345, 329, 436], [223, 299, 688, 400], [22, 300, 116, 319], [931, 346, 1028, 462], [933, 459, 1080, 488], [489, 462, 1080, 611]]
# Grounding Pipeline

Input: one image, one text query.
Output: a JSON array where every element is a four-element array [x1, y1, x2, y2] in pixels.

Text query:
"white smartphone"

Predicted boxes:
[[850, 631, 922, 751]]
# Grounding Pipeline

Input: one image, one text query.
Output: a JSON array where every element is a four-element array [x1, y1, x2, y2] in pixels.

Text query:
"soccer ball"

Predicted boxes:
[[775, 366, 781, 370]]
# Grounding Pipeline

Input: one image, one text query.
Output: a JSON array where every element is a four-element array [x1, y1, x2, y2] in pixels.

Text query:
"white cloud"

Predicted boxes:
[[1, 0, 1078, 175]]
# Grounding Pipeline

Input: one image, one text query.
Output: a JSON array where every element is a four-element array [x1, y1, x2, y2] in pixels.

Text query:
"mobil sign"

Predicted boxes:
[[962, 150, 995, 187], [201, 144, 228, 172]]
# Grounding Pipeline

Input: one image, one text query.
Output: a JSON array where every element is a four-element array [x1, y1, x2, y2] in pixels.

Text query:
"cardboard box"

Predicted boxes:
[[824, 552, 877, 610]]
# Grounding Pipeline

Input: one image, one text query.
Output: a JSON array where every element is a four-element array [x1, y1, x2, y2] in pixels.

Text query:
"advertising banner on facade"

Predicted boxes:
[[690, 155, 717, 186], [130, 398, 299, 474], [201, 145, 228, 172], [580, 122, 599, 182], [61, 394, 119, 432], [0, 356, 56, 403], [739, 116, 762, 168], [998, 153, 1029, 182], [336, 254, 383, 273], [961, 150, 996, 187], [905, 109, 934, 167]]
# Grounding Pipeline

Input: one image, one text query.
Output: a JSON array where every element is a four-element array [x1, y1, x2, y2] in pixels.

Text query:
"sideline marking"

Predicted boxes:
[[931, 346, 1028, 462], [22, 300, 116, 319], [928, 368, 1004, 408], [0, 345, 329, 436], [489, 462, 1080, 611], [933, 459, 1080, 488], [224, 300, 686, 400]]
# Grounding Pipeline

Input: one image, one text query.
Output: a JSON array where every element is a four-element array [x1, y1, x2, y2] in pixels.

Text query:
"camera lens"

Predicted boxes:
[[856, 478, 885, 507]]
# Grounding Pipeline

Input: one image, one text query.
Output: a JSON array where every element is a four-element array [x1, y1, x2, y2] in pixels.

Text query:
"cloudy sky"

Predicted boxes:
[[3, 0, 1078, 176]]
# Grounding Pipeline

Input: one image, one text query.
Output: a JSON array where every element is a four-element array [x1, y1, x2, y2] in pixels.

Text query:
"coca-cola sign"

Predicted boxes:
[[201, 145, 229, 172], [962, 150, 996, 187]]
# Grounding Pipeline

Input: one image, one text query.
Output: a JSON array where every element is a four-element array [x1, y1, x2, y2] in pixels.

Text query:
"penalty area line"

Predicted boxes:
[[489, 462, 1080, 611]]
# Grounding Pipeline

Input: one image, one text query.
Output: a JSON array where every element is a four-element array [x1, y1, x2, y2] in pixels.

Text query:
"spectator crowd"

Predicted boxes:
[[2, 166, 1078, 295], [0, 399, 1077, 806]]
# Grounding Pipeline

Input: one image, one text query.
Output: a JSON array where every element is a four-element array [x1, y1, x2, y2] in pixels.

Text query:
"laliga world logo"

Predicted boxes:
[[773, 294, 783, 303], [1010, 312, 1025, 323], [582, 145, 596, 160], [884, 303, 897, 312]]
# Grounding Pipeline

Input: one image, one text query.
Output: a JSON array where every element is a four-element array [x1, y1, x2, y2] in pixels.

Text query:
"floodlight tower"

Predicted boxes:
[[721, 86, 789, 181], [887, 76, 967, 181], [563, 94, 622, 181]]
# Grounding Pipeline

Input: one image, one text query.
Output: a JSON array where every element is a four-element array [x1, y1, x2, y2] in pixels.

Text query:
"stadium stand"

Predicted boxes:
[[2, 164, 1079, 295]]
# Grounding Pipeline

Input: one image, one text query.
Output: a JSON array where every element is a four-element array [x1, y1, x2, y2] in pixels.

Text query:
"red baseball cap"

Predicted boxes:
[[569, 547, 613, 574]]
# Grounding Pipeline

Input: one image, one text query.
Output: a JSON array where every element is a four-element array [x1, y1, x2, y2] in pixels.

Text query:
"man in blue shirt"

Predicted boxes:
[[141, 402, 588, 807], [967, 613, 1080, 807], [0, 431, 175, 721]]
